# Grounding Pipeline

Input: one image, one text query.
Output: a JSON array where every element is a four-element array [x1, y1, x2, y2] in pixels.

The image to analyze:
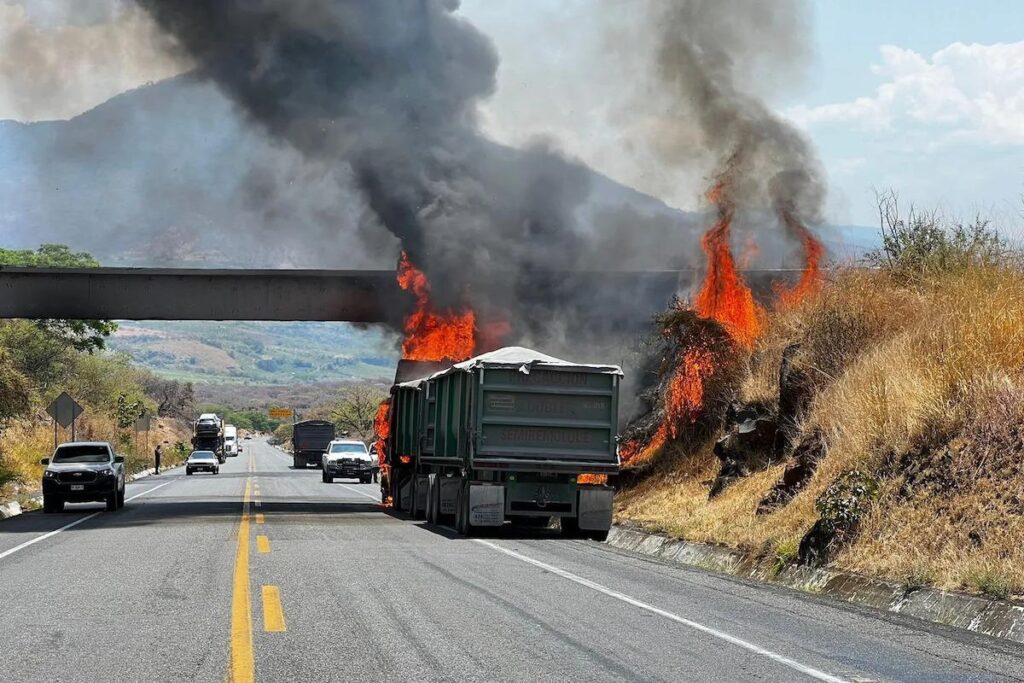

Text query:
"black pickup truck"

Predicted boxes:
[[41, 442, 126, 512]]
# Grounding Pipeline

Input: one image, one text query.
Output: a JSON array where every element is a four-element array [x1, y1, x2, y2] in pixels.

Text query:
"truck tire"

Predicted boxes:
[[456, 481, 475, 537], [117, 488, 126, 508], [105, 491, 118, 512], [293, 457, 302, 469], [587, 529, 610, 542], [410, 477, 424, 521], [43, 495, 62, 513], [323, 471, 333, 484], [426, 478, 437, 524]]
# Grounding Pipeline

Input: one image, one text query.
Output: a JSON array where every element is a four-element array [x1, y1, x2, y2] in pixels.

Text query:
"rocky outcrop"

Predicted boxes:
[[756, 429, 827, 514]]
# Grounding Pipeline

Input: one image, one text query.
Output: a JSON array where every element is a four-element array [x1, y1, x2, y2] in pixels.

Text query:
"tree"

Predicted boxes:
[[0, 349, 31, 422], [0, 244, 117, 352], [142, 375, 195, 419], [329, 384, 388, 440]]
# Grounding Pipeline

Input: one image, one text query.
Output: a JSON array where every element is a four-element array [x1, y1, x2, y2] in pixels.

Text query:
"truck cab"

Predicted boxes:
[[224, 424, 238, 457]]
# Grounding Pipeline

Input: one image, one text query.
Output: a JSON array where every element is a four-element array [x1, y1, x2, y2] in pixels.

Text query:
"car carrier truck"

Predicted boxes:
[[192, 413, 225, 463], [291, 419, 336, 469], [383, 347, 621, 540]]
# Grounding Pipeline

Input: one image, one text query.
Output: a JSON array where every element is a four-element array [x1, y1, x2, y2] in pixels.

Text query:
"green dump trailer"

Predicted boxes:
[[384, 347, 621, 540]]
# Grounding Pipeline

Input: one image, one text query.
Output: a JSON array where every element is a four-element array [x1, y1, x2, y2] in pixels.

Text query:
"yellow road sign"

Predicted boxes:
[[268, 408, 293, 419]]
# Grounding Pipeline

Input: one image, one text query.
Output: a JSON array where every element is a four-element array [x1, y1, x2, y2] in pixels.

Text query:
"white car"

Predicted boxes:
[[322, 440, 374, 484], [186, 450, 220, 475]]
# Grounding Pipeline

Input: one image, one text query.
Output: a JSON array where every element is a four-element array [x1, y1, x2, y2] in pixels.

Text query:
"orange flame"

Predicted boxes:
[[397, 251, 476, 362], [578, 474, 608, 485], [619, 346, 714, 466], [693, 187, 764, 348], [372, 399, 393, 507], [777, 212, 825, 307]]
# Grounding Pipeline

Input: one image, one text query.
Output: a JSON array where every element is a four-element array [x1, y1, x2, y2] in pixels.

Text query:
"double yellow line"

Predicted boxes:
[[229, 453, 286, 683], [229, 478, 255, 682]]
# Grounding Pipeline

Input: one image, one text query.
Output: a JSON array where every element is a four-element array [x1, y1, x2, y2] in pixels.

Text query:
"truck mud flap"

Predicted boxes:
[[577, 488, 613, 531], [469, 485, 505, 527], [439, 478, 460, 515], [399, 478, 413, 514], [414, 476, 430, 517]]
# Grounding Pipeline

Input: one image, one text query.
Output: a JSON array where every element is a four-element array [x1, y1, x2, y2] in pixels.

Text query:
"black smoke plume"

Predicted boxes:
[[133, 0, 658, 348]]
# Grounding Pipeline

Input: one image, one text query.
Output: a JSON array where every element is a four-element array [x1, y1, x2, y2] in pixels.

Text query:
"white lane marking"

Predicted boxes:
[[474, 539, 850, 683], [0, 481, 173, 563], [125, 480, 172, 503], [337, 483, 381, 502]]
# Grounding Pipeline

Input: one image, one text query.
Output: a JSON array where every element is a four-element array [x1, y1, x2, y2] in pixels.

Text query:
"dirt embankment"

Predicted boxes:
[[617, 264, 1024, 600]]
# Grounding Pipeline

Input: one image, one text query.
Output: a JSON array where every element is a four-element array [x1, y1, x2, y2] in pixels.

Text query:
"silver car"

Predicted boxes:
[[186, 450, 220, 475]]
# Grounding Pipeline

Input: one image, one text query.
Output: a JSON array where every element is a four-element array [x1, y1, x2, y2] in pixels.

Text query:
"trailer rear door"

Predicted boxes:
[[474, 367, 618, 465]]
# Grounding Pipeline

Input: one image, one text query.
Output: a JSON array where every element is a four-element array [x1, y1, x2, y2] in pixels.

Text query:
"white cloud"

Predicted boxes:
[[788, 41, 1024, 144]]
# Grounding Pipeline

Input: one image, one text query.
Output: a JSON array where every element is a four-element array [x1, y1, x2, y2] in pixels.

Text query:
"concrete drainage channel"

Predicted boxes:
[[0, 463, 185, 520], [604, 525, 1024, 646]]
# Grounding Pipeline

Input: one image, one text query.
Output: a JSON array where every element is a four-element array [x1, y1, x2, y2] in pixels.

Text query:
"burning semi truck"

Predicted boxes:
[[381, 346, 621, 540]]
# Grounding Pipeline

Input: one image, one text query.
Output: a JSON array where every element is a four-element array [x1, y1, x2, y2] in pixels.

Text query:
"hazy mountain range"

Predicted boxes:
[[2, 74, 879, 385]]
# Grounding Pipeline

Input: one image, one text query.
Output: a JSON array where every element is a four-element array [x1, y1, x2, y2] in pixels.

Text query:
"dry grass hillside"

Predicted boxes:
[[617, 209, 1024, 600]]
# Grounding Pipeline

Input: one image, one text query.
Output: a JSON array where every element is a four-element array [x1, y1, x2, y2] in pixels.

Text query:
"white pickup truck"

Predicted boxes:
[[322, 440, 374, 484]]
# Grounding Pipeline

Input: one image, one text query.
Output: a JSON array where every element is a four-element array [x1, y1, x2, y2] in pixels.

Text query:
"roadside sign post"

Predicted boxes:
[[134, 414, 155, 454], [46, 392, 84, 448]]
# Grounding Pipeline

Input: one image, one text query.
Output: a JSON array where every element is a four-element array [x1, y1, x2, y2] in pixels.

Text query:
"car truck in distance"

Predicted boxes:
[[383, 346, 621, 540], [193, 413, 226, 463], [291, 419, 336, 469], [223, 424, 238, 457]]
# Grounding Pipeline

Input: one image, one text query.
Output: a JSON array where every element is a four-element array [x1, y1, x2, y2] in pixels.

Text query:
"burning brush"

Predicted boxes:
[[619, 306, 742, 468], [619, 169, 825, 469]]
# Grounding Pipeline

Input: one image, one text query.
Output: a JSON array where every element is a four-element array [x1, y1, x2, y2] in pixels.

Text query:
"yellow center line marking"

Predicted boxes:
[[261, 586, 287, 633], [228, 478, 254, 683], [256, 535, 271, 554], [255, 513, 265, 525]]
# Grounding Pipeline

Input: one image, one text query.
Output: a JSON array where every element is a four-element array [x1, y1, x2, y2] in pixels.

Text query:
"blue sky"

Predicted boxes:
[[460, 1, 1024, 233], [808, 1, 1024, 106]]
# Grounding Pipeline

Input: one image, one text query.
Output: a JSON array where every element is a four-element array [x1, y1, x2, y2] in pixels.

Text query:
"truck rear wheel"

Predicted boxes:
[[293, 457, 302, 469], [455, 481, 476, 537], [426, 477, 437, 524]]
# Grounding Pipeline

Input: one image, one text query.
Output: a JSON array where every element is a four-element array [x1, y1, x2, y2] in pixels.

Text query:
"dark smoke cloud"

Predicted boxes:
[[646, 0, 827, 255], [131, 0, 685, 353]]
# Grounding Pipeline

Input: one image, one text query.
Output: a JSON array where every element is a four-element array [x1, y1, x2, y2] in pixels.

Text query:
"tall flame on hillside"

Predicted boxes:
[[693, 183, 764, 348], [619, 345, 715, 466], [777, 211, 825, 307], [397, 251, 477, 362]]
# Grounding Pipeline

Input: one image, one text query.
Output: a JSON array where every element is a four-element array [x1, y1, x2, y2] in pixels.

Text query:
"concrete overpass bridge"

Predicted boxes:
[[0, 266, 800, 322]]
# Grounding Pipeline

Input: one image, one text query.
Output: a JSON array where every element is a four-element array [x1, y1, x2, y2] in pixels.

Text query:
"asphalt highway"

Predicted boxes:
[[1, 438, 1022, 682]]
